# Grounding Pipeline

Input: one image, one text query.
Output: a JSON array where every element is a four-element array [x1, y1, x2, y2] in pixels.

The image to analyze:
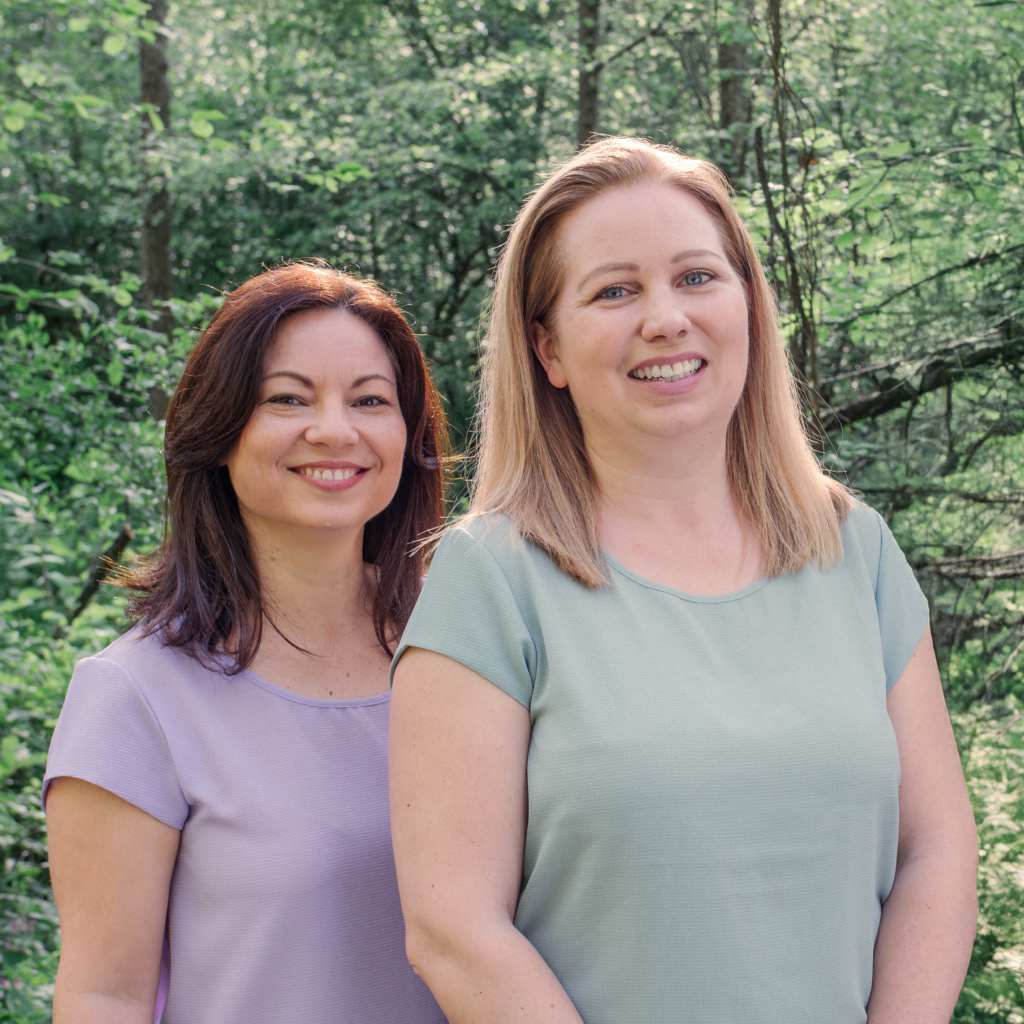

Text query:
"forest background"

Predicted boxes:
[[1, 0, 1023, 1019]]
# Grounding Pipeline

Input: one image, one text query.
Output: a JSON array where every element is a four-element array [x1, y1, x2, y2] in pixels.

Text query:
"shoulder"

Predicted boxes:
[[71, 623, 222, 699], [429, 512, 570, 594], [839, 499, 885, 563]]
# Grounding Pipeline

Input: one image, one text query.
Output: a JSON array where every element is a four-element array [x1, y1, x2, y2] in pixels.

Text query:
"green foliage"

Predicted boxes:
[[2, 0, 1024, 1019], [954, 701, 1024, 1022]]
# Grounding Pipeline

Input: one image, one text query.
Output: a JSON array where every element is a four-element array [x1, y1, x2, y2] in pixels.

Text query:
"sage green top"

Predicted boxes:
[[394, 502, 929, 1024]]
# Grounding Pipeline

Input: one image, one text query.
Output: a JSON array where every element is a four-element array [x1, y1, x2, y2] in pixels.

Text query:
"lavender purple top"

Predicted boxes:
[[44, 627, 447, 1024]]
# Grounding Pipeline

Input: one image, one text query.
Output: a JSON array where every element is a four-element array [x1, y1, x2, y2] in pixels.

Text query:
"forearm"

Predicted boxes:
[[408, 918, 584, 1024], [866, 849, 978, 1023]]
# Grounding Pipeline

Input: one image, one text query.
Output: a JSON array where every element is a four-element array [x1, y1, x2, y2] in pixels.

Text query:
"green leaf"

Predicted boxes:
[[15, 64, 46, 88], [189, 117, 214, 138], [36, 193, 70, 208], [68, 16, 90, 31], [835, 230, 859, 249], [106, 357, 124, 386], [3, 114, 25, 133], [102, 35, 128, 56], [147, 109, 165, 133], [880, 141, 911, 158], [192, 109, 226, 121], [113, 287, 132, 308]]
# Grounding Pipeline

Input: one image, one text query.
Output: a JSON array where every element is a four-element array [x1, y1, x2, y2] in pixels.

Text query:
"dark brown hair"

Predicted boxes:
[[124, 262, 449, 670]]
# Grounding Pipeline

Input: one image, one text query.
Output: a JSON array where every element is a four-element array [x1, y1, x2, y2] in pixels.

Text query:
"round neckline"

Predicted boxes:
[[237, 667, 392, 708], [603, 551, 770, 604]]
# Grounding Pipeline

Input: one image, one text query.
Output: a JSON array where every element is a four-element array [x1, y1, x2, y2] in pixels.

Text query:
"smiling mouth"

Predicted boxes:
[[296, 467, 362, 482], [629, 358, 703, 382]]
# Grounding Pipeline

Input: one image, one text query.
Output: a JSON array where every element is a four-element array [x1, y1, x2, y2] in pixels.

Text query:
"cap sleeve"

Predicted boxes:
[[44, 653, 188, 828], [873, 515, 930, 693], [392, 522, 537, 709]]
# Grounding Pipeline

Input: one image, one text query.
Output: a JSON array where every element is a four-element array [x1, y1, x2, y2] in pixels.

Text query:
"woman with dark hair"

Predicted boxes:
[[43, 263, 450, 1024]]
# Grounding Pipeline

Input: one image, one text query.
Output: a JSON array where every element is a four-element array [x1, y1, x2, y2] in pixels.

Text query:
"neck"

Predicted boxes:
[[588, 420, 736, 533], [588, 423, 761, 596], [241, 520, 393, 700], [250, 520, 370, 631]]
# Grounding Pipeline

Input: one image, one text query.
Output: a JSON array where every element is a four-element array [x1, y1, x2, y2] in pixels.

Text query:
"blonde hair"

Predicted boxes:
[[468, 136, 850, 587]]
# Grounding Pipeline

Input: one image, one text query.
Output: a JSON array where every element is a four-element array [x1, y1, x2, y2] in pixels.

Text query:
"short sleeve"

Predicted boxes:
[[392, 522, 537, 709], [873, 515, 930, 693], [44, 653, 188, 828]]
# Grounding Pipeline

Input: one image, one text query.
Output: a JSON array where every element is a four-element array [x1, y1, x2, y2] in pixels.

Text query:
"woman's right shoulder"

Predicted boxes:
[[71, 623, 218, 693], [432, 512, 532, 568]]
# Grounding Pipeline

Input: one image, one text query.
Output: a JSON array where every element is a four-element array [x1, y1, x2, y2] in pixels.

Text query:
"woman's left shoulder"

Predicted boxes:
[[836, 498, 893, 577]]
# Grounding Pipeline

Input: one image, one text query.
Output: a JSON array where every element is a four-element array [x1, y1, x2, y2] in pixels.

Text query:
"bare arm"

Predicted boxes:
[[867, 630, 979, 1023], [47, 777, 180, 1024], [389, 648, 584, 1024]]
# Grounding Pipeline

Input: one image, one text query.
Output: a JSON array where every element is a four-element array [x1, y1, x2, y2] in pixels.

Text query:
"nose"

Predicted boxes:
[[640, 285, 692, 344], [304, 398, 361, 449]]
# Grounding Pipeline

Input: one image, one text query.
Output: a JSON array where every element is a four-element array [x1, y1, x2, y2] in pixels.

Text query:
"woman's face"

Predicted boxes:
[[225, 308, 407, 542], [531, 182, 750, 455]]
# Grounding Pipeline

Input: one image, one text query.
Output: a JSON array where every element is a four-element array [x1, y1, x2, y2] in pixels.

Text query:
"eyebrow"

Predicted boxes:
[[262, 370, 397, 388], [577, 248, 726, 291]]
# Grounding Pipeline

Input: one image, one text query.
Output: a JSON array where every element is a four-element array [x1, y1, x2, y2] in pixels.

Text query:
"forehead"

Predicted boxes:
[[557, 183, 728, 264], [266, 308, 393, 374]]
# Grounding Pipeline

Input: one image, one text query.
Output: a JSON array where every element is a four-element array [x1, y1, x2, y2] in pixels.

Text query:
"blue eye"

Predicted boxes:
[[682, 270, 712, 286], [598, 285, 627, 300]]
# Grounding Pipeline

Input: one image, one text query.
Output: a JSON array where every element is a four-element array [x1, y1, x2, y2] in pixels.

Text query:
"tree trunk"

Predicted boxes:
[[577, 0, 600, 148], [717, 9, 749, 180], [140, 1, 173, 322], [140, 0, 173, 418]]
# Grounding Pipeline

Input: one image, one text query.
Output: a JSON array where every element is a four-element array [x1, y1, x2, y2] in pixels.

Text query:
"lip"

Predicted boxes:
[[289, 461, 369, 492]]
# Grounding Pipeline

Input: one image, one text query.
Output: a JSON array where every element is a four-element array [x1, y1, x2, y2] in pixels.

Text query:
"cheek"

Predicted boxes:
[[378, 418, 409, 476]]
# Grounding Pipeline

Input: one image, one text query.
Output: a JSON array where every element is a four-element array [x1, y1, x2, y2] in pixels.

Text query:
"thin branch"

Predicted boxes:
[[820, 321, 1024, 432], [65, 523, 135, 627], [824, 243, 1024, 327]]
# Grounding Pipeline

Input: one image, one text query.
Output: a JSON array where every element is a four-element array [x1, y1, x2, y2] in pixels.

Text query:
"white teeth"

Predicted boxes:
[[301, 467, 357, 481], [630, 358, 702, 382]]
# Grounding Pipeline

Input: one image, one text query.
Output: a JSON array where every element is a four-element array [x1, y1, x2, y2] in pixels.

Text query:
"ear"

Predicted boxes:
[[528, 320, 569, 389]]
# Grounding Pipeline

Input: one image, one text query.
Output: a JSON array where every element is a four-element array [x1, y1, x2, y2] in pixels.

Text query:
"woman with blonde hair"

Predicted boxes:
[[389, 137, 978, 1023]]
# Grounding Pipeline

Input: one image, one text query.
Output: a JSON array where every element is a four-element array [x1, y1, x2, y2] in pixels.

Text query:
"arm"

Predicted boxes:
[[867, 629, 979, 1023], [389, 648, 584, 1024], [47, 777, 181, 1024]]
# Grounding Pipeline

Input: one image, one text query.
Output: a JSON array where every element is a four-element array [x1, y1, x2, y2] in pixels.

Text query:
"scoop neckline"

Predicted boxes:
[[603, 551, 770, 604], [237, 667, 392, 708]]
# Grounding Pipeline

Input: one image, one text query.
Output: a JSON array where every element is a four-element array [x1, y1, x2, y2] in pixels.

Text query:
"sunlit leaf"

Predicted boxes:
[[102, 35, 127, 56]]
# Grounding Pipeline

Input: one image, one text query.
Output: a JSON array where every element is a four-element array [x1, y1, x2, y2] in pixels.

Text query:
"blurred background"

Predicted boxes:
[[1, 0, 1023, 1019]]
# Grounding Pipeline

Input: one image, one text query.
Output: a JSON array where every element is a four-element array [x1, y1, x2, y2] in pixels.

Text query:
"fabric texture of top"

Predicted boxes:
[[44, 628, 447, 1024], [394, 502, 930, 1024]]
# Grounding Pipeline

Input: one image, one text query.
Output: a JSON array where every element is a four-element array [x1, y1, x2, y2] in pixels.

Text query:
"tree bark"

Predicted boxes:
[[577, 0, 600, 148], [140, 0, 173, 418]]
